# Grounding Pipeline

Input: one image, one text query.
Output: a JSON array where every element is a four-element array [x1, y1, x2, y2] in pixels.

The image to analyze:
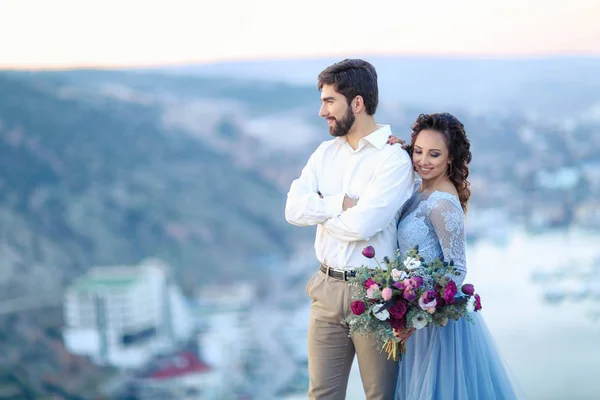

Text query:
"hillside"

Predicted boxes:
[[0, 72, 313, 297]]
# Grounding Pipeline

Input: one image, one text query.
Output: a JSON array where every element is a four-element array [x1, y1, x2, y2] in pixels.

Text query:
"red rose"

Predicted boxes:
[[434, 291, 446, 307], [351, 300, 366, 315], [389, 317, 406, 330], [388, 300, 407, 319]]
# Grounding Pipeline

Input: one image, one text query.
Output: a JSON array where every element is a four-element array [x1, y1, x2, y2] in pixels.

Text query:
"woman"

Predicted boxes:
[[388, 113, 524, 399]]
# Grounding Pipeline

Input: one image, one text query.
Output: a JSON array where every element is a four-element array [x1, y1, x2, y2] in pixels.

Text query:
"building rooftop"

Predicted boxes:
[[147, 351, 212, 380], [68, 266, 142, 293], [70, 276, 138, 293]]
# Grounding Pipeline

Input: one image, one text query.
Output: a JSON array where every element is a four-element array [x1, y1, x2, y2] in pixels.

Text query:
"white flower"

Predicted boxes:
[[411, 313, 429, 329], [403, 257, 421, 270], [372, 304, 390, 321], [391, 268, 408, 282], [466, 296, 476, 313]]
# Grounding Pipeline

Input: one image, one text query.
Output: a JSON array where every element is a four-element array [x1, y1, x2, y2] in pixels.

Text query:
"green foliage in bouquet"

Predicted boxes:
[[343, 245, 482, 361]]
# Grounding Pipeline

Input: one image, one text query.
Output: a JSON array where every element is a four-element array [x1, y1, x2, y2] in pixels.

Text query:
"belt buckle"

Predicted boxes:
[[322, 263, 348, 281], [334, 267, 347, 281], [329, 266, 340, 280]]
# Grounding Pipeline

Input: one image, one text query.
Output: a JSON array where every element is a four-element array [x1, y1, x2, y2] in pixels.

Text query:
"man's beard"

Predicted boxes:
[[329, 106, 355, 137]]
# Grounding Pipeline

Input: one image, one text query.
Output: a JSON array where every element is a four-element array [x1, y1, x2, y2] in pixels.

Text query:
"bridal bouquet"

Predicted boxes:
[[343, 245, 482, 361]]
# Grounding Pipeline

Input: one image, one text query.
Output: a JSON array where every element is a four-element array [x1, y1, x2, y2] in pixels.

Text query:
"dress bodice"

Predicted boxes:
[[396, 187, 467, 285]]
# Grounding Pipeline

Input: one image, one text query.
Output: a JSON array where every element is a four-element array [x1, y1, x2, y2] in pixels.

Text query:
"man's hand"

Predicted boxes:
[[387, 135, 410, 151], [342, 194, 357, 211]]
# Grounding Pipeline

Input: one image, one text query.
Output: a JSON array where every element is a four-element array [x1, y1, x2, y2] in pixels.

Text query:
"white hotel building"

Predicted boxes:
[[62, 258, 195, 369]]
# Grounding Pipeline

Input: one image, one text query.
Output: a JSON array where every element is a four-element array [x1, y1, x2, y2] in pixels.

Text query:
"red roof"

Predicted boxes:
[[150, 351, 212, 380]]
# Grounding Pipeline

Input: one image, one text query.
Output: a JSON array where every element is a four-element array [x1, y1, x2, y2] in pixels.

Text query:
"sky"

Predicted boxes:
[[0, 0, 599, 69]]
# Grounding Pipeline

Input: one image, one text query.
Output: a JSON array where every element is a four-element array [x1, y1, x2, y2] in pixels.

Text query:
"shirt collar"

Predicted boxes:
[[361, 124, 392, 150], [335, 124, 392, 151]]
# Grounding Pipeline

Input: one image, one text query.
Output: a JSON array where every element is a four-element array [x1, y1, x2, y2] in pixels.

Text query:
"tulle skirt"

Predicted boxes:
[[395, 312, 526, 400]]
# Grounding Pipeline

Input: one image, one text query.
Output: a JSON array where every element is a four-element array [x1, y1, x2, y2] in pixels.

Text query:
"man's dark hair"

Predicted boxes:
[[317, 58, 379, 115]]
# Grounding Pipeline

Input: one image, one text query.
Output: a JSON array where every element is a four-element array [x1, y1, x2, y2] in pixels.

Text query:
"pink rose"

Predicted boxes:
[[362, 246, 375, 259], [418, 290, 437, 312], [351, 300, 366, 315], [366, 284, 380, 299], [381, 287, 393, 301]]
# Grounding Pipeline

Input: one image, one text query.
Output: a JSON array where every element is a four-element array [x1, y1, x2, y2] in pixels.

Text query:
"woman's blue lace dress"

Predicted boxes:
[[394, 189, 524, 400]]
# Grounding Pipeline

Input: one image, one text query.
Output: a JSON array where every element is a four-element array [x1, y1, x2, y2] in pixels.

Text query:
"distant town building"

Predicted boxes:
[[62, 258, 194, 369], [133, 349, 217, 400]]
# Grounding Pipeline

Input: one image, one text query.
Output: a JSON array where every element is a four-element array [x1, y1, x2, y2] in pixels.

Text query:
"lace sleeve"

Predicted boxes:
[[428, 196, 467, 285]]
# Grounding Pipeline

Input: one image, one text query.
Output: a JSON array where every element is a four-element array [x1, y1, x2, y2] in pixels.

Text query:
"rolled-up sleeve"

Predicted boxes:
[[285, 145, 344, 226]]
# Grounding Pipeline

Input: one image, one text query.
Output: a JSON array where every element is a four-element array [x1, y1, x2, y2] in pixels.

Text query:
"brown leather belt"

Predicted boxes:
[[319, 263, 356, 281]]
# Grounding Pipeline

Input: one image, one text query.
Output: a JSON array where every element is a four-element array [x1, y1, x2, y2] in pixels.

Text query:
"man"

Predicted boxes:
[[284, 59, 414, 400]]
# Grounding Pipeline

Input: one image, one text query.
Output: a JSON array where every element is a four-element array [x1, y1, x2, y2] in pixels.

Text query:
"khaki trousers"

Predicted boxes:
[[306, 269, 398, 400]]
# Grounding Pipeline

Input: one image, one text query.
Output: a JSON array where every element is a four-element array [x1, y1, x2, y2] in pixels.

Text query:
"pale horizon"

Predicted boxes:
[[1, 0, 599, 70]]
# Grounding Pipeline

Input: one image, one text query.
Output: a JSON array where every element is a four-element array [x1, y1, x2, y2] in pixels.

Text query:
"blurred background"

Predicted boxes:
[[0, 0, 599, 399]]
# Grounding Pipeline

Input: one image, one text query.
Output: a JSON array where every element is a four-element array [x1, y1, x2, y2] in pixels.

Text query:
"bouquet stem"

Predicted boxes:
[[374, 258, 384, 272], [382, 339, 406, 361]]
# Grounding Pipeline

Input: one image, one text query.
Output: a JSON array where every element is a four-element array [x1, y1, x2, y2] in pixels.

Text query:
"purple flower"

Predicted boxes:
[[362, 246, 376, 259], [410, 276, 424, 288], [351, 300, 366, 315], [474, 294, 482, 311], [403, 287, 417, 302], [461, 283, 475, 296], [393, 281, 405, 291], [443, 280, 457, 304]]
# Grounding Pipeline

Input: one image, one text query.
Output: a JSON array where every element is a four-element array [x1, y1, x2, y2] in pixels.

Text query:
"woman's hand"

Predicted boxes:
[[387, 135, 410, 150]]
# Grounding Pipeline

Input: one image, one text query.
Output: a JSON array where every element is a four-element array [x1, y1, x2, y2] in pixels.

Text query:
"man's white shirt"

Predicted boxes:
[[285, 124, 415, 271]]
